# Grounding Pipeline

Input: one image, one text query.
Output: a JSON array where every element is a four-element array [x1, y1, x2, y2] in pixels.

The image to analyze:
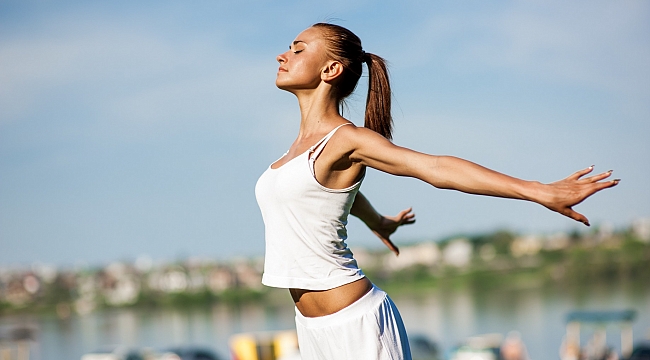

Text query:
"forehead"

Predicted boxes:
[[292, 27, 324, 44]]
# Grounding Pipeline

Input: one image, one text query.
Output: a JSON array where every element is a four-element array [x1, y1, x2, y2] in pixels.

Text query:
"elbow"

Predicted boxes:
[[412, 155, 447, 188]]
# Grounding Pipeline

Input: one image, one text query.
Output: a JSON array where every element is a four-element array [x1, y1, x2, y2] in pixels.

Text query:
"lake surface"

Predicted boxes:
[[1, 280, 648, 360]]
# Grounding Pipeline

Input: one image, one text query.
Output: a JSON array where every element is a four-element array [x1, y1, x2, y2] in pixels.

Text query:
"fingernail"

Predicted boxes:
[[607, 170, 613, 173], [589, 165, 594, 169], [613, 179, 621, 183]]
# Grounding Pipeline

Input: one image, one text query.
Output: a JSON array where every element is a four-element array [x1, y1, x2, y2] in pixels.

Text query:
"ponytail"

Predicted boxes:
[[364, 53, 393, 140], [312, 23, 394, 140]]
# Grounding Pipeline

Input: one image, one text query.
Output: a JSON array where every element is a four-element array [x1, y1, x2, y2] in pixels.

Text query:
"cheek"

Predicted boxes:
[[281, 65, 312, 84], [276, 57, 323, 89], [293, 66, 313, 80], [297, 58, 323, 79]]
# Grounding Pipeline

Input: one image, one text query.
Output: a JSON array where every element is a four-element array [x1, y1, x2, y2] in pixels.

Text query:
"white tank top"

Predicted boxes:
[[255, 124, 365, 290]]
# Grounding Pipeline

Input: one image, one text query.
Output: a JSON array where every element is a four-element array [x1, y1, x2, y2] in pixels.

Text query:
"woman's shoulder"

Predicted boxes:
[[335, 122, 393, 147], [324, 122, 395, 165], [336, 122, 384, 138]]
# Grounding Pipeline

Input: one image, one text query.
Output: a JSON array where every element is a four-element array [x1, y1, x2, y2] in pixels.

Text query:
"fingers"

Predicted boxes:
[[397, 207, 416, 225], [383, 237, 400, 256], [583, 176, 620, 199], [569, 165, 594, 180], [596, 177, 621, 189], [375, 232, 399, 256], [396, 207, 412, 218], [564, 208, 590, 227], [572, 166, 620, 185], [583, 169, 613, 183], [402, 213, 416, 225]]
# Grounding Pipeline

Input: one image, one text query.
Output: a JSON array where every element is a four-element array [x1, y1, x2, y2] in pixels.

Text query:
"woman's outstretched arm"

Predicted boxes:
[[347, 127, 619, 226], [350, 192, 415, 255]]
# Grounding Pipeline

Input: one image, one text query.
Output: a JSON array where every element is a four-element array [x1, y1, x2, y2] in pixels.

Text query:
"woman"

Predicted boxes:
[[255, 23, 618, 360]]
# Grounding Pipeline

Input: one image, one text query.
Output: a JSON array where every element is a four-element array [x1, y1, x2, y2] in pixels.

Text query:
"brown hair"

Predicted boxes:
[[312, 23, 393, 140]]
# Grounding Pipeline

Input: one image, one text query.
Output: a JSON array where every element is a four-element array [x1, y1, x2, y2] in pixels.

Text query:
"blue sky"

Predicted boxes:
[[1, 0, 648, 267]]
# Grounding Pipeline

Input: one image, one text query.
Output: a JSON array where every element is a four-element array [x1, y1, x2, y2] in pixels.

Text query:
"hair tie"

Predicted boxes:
[[361, 50, 369, 62]]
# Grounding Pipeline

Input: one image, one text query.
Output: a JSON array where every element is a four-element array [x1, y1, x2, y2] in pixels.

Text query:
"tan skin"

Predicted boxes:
[[351, 192, 415, 256], [274, 27, 619, 317]]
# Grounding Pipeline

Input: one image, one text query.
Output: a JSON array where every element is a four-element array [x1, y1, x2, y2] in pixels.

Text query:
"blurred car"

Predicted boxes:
[[447, 333, 503, 360], [230, 330, 299, 360], [629, 342, 650, 360], [158, 346, 222, 360], [409, 334, 441, 360]]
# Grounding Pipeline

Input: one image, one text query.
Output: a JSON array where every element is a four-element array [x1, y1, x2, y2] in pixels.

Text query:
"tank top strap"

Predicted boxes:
[[308, 123, 351, 175], [308, 123, 351, 160]]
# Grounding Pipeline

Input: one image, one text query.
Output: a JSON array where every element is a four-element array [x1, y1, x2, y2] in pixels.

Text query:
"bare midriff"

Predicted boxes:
[[290, 277, 373, 317]]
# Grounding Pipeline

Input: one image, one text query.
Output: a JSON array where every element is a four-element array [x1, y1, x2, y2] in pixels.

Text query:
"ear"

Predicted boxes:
[[321, 61, 344, 83]]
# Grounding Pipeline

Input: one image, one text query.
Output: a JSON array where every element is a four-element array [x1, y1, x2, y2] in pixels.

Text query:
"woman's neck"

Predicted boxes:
[[294, 86, 343, 136]]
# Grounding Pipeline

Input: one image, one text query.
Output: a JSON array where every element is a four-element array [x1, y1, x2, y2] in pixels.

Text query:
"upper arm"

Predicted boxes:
[[347, 127, 439, 181], [343, 126, 532, 198]]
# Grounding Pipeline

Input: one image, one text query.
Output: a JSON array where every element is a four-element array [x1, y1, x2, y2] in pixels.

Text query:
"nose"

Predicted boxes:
[[276, 53, 286, 64]]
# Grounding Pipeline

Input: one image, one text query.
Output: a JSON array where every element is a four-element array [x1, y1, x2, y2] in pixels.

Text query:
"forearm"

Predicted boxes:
[[350, 191, 414, 255], [356, 138, 545, 204], [420, 156, 545, 203], [350, 192, 383, 230]]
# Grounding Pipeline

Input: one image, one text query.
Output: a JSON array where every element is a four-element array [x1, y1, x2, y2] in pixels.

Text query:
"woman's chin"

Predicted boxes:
[[275, 81, 301, 94]]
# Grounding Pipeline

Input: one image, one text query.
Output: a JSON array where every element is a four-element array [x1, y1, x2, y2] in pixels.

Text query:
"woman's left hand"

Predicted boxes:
[[538, 166, 620, 226]]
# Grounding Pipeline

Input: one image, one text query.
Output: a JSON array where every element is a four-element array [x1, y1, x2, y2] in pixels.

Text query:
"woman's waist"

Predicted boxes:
[[290, 277, 372, 317]]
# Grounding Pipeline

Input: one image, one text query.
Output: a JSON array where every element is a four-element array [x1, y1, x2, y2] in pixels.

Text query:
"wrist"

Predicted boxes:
[[369, 214, 384, 231], [522, 181, 547, 204]]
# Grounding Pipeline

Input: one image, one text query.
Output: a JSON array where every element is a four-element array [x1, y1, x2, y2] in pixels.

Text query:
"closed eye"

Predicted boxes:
[[290, 40, 306, 54]]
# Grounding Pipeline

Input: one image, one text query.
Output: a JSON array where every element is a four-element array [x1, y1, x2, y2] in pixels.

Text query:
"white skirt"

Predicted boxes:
[[294, 285, 411, 360]]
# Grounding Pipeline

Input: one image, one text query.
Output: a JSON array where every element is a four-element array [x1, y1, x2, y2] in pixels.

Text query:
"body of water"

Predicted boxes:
[[1, 280, 648, 360]]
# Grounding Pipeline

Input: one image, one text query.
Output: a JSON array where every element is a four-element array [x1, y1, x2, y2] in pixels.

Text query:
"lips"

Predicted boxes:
[[278, 67, 288, 72]]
